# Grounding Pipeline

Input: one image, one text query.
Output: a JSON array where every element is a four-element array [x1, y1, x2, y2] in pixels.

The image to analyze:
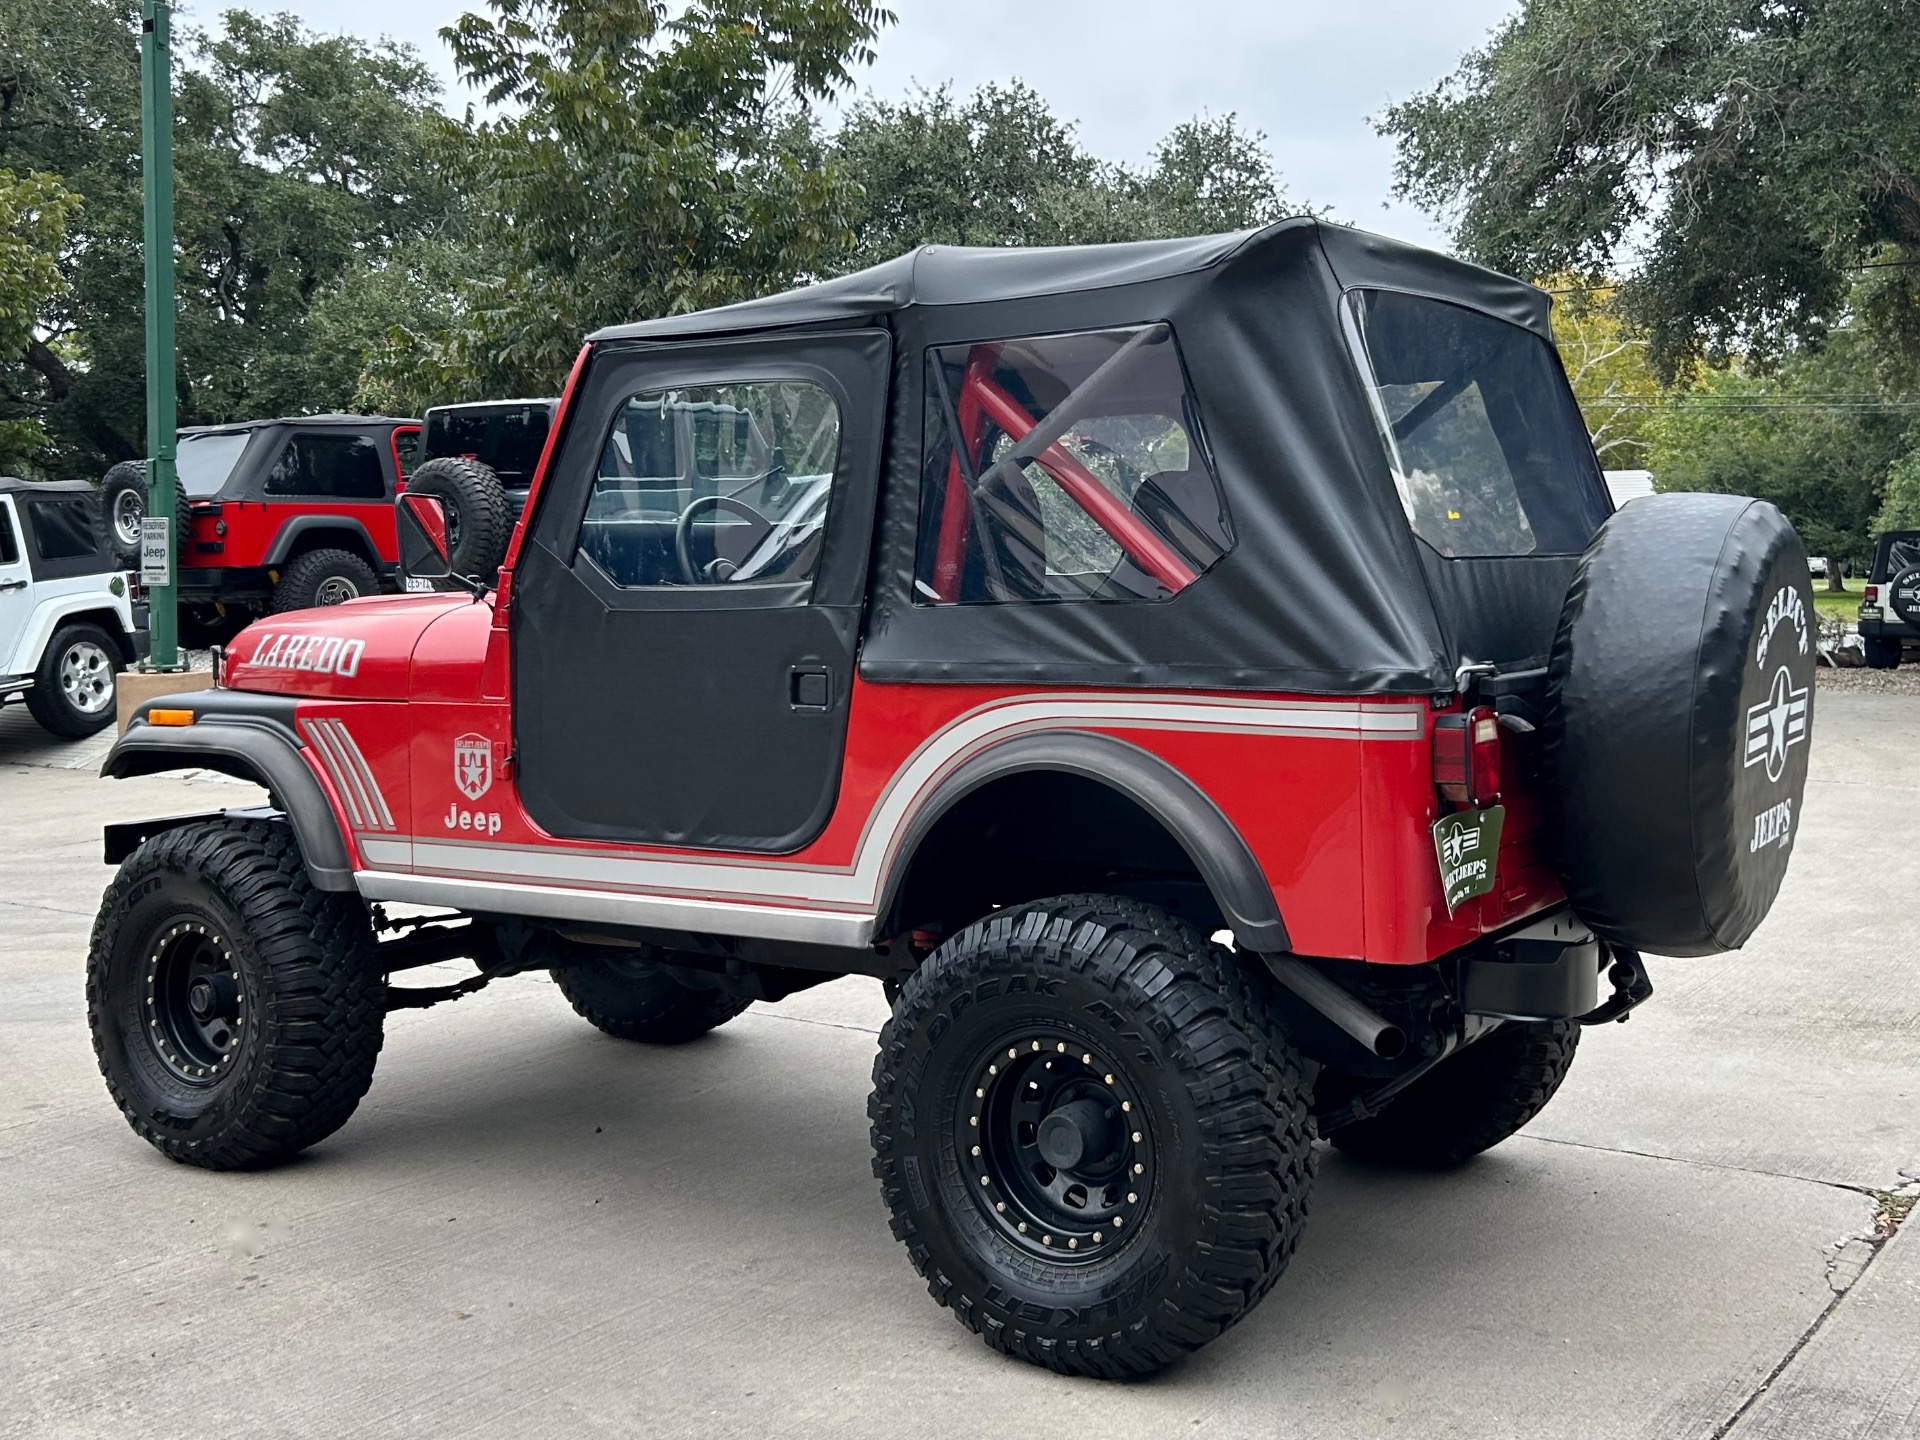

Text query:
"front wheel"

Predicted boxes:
[[25, 621, 121, 737], [1327, 1019, 1579, 1168], [87, 819, 385, 1169], [869, 895, 1317, 1378]]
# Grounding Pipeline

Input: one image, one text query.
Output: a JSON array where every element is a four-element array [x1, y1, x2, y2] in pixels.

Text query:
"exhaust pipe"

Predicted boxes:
[[1263, 954, 1406, 1059]]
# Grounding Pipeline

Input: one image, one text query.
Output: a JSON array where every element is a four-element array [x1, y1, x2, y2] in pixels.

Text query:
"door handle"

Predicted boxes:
[[0, 579, 26, 592], [789, 666, 832, 710]]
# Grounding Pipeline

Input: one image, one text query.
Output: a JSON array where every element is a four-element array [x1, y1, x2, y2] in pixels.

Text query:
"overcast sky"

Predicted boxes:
[[191, 0, 1520, 250]]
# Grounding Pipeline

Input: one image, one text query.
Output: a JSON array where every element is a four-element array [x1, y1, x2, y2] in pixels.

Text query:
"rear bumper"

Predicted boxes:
[[1858, 612, 1916, 640]]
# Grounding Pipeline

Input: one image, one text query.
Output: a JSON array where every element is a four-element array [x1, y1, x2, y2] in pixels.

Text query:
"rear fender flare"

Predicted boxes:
[[261, 517, 383, 570], [876, 730, 1290, 953], [102, 716, 354, 891]]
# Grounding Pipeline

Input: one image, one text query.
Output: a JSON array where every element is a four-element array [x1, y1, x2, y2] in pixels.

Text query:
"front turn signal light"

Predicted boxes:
[[146, 709, 196, 727]]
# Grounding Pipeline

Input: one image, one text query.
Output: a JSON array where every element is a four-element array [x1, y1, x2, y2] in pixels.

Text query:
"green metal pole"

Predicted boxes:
[[140, 0, 180, 670]]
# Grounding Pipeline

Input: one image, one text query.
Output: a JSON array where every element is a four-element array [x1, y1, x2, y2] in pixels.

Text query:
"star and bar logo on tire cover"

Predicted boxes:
[[1744, 665, 1810, 783]]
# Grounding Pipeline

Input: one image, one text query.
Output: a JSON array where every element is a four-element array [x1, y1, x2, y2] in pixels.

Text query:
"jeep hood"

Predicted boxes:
[[226, 592, 472, 700]]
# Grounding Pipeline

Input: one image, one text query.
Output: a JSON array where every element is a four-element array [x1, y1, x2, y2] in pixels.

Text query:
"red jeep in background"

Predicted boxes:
[[87, 221, 1816, 1378], [100, 413, 419, 640]]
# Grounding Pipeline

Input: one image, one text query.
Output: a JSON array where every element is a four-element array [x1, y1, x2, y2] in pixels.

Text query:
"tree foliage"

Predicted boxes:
[[829, 83, 1293, 270], [0, 167, 81, 472], [1547, 280, 1664, 468], [1380, 0, 1920, 380]]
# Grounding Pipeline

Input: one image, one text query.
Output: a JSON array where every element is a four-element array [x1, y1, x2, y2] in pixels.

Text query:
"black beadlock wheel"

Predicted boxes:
[[869, 895, 1316, 1378], [87, 819, 384, 1170], [550, 948, 751, 1044], [1327, 1020, 1580, 1169]]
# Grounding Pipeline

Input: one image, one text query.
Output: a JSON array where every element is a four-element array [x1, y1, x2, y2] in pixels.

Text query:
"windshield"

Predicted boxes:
[[176, 431, 253, 497], [1346, 290, 1609, 558]]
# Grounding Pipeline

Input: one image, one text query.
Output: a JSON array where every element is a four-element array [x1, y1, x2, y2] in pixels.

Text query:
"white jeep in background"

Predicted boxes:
[[0, 478, 149, 738]]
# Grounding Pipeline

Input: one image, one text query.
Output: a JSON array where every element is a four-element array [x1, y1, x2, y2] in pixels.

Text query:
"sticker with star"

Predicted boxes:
[[1744, 666, 1810, 783]]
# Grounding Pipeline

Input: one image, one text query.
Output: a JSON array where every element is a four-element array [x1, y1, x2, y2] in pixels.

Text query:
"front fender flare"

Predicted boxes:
[[102, 704, 353, 891], [877, 730, 1290, 954]]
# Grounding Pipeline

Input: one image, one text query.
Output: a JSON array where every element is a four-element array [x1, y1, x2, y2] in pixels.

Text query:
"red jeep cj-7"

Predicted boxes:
[[91, 222, 1816, 1377]]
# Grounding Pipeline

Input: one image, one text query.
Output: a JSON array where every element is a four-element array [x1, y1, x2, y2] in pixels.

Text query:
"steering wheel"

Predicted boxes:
[[674, 493, 775, 585]]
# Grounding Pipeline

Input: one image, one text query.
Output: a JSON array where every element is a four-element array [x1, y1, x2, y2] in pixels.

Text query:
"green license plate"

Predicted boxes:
[[1432, 805, 1505, 913]]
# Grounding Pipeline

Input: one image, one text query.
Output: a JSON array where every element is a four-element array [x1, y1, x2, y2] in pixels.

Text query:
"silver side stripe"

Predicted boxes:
[[301, 717, 395, 832], [351, 694, 1423, 929]]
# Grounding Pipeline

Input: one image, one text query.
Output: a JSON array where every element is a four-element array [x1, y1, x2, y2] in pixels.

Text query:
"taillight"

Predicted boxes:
[[1864, 584, 1881, 605], [1433, 706, 1503, 807]]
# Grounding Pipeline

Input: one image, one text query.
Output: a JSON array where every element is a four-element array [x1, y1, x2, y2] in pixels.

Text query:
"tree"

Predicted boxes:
[[0, 168, 82, 473], [376, 0, 894, 402], [1648, 331, 1916, 575], [0, 0, 454, 475], [1547, 280, 1664, 469], [1874, 448, 1920, 536], [1379, 0, 1920, 381], [829, 83, 1296, 271]]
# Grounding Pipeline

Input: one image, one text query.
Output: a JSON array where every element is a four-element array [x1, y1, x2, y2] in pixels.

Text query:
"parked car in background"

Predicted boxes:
[[0, 478, 147, 737], [98, 414, 420, 642], [1860, 529, 1920, 669], [401, 399, 556, 585]]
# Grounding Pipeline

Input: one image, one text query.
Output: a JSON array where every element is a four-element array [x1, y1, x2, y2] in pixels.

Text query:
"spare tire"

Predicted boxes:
[[1889, 566, 1920, 627], [404, 457, 511, 584], [1545, 494, 1816, 957], [100, 460, 149, 566]]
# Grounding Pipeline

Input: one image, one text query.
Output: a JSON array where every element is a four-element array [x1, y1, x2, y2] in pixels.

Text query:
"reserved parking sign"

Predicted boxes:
[[139, 516, 170, 588]]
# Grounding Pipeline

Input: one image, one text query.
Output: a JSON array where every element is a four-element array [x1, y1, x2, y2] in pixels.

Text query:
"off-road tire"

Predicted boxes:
[[870, 895, 1317, 1378], [99, 461, 187, 569], [87, 819, 384, 1169], [551, 950, 752, 1044], [405, 457, 511, 584], [1863, 635, 1902, 670], [271, 547, 378, 613], [1328, 1020, 1579, 1169], [25, 621, 121, 737]]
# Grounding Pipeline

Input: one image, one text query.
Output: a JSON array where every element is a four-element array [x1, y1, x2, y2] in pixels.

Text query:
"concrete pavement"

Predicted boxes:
[[1, 687, 1915, 1438]]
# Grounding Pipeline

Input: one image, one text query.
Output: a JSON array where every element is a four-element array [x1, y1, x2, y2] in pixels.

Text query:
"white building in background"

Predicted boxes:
[[1604, 469, 1656, 507]]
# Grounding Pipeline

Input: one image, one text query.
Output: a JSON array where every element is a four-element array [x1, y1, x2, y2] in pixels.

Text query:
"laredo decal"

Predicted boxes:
[[1745, 666, 1811, 782], [248, 631, 367, 678], [454, 733, 493, 801]]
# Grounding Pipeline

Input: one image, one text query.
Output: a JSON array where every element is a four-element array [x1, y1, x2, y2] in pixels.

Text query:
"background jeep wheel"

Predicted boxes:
[[1863, 635, 1902, 670], [99, 461, 188, 569], [25, 621, 120, 737], [870, 895, 1316, 1378], [272, 548, 378, 613], [87, 819, 384, 1169], [1326, 1020, 1579, 1168], [551, 948, 751, 1043], [405, 457, 511, 584]]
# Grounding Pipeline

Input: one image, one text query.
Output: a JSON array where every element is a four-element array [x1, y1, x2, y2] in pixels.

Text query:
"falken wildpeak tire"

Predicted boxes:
[[87, 819, 384, 1170], [1545, 494, 1817, 956], [405, 457, 511, 583], [869, 895, 1317, 1378], [271, 547, 378, 613], [551, 950, 751, 1044], [1327, 1021, 1579, 1168]]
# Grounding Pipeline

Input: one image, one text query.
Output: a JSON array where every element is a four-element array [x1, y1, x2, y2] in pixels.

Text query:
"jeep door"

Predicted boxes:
[[511, 330, 891, 852], [0, 499, 31, 670]]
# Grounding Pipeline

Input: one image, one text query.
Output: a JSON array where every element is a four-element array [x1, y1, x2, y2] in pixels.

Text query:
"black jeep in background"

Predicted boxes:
[[401, 399, 556, 584]]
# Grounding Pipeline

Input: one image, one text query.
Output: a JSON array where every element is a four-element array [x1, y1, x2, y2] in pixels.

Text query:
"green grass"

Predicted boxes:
[[1810, 577, 1867, 624]]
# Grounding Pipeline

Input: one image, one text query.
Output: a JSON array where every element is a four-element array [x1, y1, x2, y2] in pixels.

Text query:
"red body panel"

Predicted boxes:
[[240, 588, 1564, 966], [181, 498, 400, 572]]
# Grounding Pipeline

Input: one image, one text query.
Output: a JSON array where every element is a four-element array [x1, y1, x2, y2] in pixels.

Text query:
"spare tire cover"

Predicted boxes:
[[1889, 566, 1920, 627], [1545, 494, 1816, 956]]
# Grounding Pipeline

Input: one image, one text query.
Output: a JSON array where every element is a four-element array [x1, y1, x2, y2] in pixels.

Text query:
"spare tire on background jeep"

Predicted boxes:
[[404, 457, 511, 585], [1545, 493, 1816, 956], [98, 460, 187, 571]]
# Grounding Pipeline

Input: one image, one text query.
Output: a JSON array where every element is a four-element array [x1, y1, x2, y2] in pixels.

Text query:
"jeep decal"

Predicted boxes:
[[248, 631, 366, 677]]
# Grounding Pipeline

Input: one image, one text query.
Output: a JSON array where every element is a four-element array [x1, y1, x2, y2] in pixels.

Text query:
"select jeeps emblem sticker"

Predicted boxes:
[[1432, 805, 1505, 914], [1744, 666, 1810, 782], [454, 734, 493, 801]]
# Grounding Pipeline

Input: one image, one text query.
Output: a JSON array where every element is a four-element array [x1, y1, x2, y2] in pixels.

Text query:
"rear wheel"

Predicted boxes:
[[551, 948, 751, 1043], [87, 819, 384, 1169], [1863, 635, 1902, 670], [869, 895, 1317, 1377], [1327, 1020, 1579, 1168], [25, 621, 120, 737], [272, 548, 378, 613]]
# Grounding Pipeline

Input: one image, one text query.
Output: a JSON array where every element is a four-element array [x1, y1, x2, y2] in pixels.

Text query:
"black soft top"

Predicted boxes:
[[592, 218, 1553, 347], [0, 476, 97, 496], [181, 413, 416, 437], [0, 477, 113, 578], [572, 220, 1595, 696]]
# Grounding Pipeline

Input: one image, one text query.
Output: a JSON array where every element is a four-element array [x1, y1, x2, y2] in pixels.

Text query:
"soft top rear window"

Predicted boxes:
[[1874, 533, 1920, 580], [1346, 289, 1608, 558], [177, 431, 253, 497]]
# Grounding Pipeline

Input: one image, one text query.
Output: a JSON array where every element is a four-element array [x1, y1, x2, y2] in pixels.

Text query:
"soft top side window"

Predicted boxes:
[[0, 501, 19, 566], [576, 380, 842, 590], [26, 495, 99, 561], [264, 432, 387, 499], [915, 323, 1231, 605], [1345, 289, 1610, 559]]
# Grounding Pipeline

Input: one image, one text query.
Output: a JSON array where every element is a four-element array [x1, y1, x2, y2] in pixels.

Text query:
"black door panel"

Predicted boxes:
[[512, 329, 891, 852]]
